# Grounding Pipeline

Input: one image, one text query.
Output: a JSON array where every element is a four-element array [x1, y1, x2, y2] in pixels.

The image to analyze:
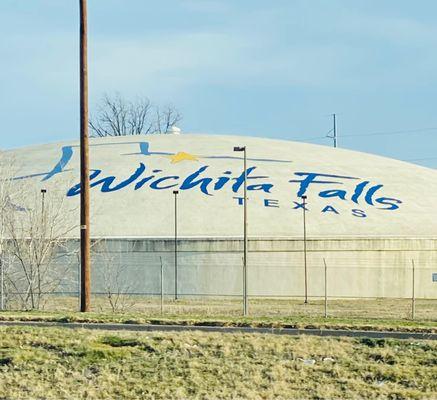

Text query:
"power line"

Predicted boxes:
[[341, 127, 437, 138], [291, 127, 437, 142], [326, 114, 337, 148], [292, 136, 327, 142]]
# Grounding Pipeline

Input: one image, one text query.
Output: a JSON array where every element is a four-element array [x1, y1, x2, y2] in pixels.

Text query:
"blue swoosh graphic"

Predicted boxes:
[[13, 140, 292, 183], [42, 145, 73, 181]]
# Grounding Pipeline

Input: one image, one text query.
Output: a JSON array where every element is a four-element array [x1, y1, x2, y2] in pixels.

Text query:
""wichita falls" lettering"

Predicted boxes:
[[66, 163, 402, 218]]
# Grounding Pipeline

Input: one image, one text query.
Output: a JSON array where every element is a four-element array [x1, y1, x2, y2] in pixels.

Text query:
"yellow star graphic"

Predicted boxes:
[[168, 151, 199, 164]]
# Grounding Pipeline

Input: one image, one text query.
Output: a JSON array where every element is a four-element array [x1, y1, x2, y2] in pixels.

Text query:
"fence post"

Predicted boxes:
[[77, 258, 81, 312], [160, 256, 164, 315], [0, 257, 4, 311], [323, 258, 328, 318], [411, 259, 415, 320], [241, 255, 248, 316]]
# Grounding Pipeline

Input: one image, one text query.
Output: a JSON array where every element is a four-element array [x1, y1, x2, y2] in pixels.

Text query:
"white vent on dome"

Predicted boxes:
[[166, 126, 181, 135]]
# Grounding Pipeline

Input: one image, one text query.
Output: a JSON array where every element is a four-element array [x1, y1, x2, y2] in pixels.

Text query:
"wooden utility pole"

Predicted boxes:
[[80, 0, 91, 312], [333, 113, 337, 148], [327, 114, 338, 148]]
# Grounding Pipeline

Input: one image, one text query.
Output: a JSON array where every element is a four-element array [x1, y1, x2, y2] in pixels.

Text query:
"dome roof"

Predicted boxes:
[[7, 134, 437, 238]]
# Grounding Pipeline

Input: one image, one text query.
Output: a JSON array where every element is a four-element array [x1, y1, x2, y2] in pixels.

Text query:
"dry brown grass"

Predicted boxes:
[[28, 295, 437, 321], [1, 297, 436, 335], [0, 326, 436, 399]]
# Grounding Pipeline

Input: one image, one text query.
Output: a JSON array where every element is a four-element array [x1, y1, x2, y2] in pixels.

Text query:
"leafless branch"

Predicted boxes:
[[89, 93, 182, 137], [1, 179, 78, 310], [93, 239, 136, 313]]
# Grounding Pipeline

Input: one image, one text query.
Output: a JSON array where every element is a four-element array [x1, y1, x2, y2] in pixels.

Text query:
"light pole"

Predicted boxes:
[[234, 146, 248, 316], [173, 190, 179, 300], [79, 0, 91, 312], [40, 189, 47, 218], [302, 195, 308, 304]]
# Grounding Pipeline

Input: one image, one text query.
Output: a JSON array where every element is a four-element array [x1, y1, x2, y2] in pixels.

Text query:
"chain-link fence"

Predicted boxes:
[[1, 240, 436, 320]]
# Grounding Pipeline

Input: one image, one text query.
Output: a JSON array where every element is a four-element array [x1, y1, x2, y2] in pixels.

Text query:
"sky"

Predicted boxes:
[[1, 0, 437, 167]]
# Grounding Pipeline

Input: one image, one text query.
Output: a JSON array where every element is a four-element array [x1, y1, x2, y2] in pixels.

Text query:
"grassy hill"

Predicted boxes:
[[0, 326, 435, 399]]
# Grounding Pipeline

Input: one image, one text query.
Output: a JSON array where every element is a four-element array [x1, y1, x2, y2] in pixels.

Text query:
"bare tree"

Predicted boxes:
[[3, 185, 78, 310], [0, 152, 22, 309], [89, 93, 182, 137], [154, 105, 182, 134], [93, 239, 136, 313]]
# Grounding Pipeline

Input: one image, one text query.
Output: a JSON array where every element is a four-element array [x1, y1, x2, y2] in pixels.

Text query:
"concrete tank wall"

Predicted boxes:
[[57, 237, 437, 299]]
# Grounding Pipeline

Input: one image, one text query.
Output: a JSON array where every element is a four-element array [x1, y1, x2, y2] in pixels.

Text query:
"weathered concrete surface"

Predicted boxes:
[[53, 237, 437, 299]]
